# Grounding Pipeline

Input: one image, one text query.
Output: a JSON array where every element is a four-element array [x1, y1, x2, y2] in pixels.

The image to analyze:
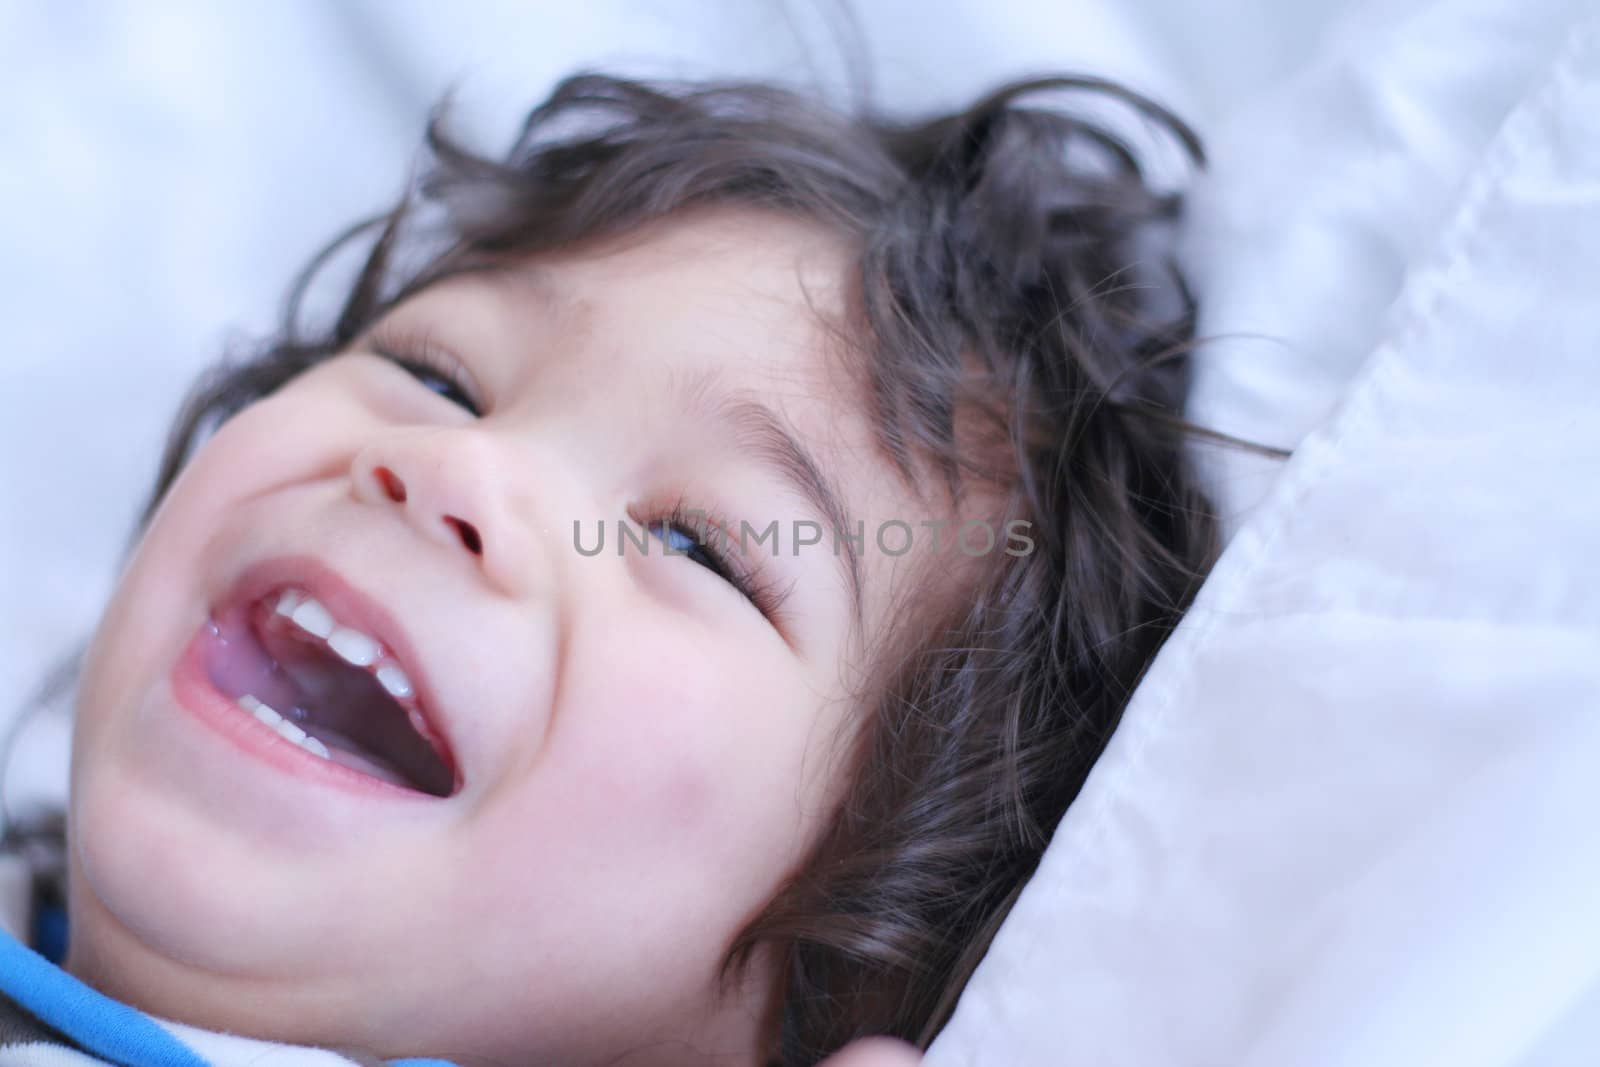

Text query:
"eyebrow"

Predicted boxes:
[[674, 369, 865, 631]]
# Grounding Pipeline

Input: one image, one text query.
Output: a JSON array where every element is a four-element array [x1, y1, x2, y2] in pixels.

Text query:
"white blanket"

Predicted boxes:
[[927, 2, 1600, 1063]]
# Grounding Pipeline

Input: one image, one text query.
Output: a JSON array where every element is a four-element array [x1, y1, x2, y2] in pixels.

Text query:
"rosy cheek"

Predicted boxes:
[[557, 654, 741, 846], [594, 707, 723, 839], [657, 756, 717, 836]]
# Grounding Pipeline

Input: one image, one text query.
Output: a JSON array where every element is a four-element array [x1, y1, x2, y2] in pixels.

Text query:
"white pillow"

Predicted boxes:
[[1180, 0, 1592, 534], [927, 2, 1600, 1064]]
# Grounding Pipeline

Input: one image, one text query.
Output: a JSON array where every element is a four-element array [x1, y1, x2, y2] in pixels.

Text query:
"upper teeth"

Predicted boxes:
[[274, 588, 414, 701]]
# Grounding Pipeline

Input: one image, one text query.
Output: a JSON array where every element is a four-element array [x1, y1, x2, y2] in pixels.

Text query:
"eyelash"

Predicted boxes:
[[640, 495, 794, 623], [368, 326, 483, 416]]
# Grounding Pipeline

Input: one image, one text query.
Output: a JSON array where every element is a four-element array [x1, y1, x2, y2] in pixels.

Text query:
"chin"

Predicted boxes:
[[69, 762, 291, 976]]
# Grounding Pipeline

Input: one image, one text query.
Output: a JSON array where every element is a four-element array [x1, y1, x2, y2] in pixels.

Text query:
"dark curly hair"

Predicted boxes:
[[4, 67, 1285, 1065]]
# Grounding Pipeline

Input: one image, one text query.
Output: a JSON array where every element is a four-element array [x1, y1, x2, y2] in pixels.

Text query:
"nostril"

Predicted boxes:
[[376, 467, 407, 503], [446, 516, 483, 556]]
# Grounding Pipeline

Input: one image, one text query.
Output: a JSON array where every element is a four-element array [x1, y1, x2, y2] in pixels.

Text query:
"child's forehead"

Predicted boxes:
[[416, 205, 860, 387], [537, 204, 856, 291], [484, 204, 859, 328]]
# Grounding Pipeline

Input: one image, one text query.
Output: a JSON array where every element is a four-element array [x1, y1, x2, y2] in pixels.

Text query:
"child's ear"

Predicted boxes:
[[813, 1036, 923, 1067]]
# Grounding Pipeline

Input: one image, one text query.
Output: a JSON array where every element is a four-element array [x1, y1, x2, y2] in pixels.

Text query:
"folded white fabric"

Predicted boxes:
[[927, 2, 1600, 1065], [1181, 0, 1591, 535]]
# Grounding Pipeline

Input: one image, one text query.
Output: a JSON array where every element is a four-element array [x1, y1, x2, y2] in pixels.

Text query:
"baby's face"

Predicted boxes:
[[64, 207, 948, 1064]]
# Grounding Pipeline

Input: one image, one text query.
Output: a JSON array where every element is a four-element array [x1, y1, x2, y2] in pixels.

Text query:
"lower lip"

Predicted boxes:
[[169, 614, 440, 803]]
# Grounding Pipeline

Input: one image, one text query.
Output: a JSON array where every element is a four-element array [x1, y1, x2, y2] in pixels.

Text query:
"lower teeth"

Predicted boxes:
[[233, 693, 415, 790], [237, 694, 331, 759]]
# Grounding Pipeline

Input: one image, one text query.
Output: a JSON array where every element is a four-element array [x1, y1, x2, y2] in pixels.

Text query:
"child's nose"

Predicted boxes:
[[374, 465, 484, 556], [349, 431, 542, 602]]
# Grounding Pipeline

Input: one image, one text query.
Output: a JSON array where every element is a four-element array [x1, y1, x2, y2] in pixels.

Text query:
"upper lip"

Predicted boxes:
[[213, 552, 462, 793]]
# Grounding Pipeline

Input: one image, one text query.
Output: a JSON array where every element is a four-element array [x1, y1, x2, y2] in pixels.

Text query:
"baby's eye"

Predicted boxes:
[[369, 336, 483, 417], [642, 510, 789, 621], [647, 519, 740, 589]]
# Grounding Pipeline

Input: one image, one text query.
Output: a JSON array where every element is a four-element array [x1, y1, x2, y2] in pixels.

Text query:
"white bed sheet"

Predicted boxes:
[[926, 2, 1600, 1063]]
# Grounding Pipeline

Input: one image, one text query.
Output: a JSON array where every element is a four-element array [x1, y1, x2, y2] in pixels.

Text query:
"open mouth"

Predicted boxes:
[[200, 586, 459, 798]]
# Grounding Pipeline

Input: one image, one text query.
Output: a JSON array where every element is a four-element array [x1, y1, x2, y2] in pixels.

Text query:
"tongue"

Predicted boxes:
[[271, 636, 451, 794], [294, 720, 416, 788]]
